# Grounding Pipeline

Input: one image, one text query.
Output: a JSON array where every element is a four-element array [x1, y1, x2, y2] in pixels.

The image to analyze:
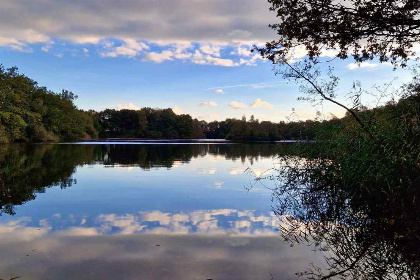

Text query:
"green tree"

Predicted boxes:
[[0, 65, 97, 143]]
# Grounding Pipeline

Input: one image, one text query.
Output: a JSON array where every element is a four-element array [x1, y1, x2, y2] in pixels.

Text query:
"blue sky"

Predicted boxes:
[[0, 0, 414, 122]]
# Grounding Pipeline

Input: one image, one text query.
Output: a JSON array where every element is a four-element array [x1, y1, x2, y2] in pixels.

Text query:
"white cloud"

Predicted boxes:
[[190, 50, 238, 66], [229, 101, 247, 109], [250, 98, 273, 109], [173, 42, 193, 53], [142, 46, 239, 66], [173, 52, 192, 59], [143, 50, 174, 63], [208, 81, 284, 90], [346, 62, 379, 70], [9, 44, 32, 53], [239, 53, 263, 66], [101, 39, 149, 58], [117, 103, 140, 110], [41, 45, 52, 52], [198, 168, 217, 174], [71, 36, 102, 44], [280, 45, 339, 63], [0, 30, 50, 52], [0, 36, 21, 46], [199, 101, 218, 107], [204, 55, 237, 67], [215, 89, 225, 94], [172, 107, 184, 115], [200, 44, 221, 57], [231, 46, 252, 57], [141, 42, 195, 62], [150, 41, 193, 60], [195, 113, 220, 121]]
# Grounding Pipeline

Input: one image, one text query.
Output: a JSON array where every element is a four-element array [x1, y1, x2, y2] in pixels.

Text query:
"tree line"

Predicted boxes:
[[203, 115, 340, 141], [1, 64, 416, 144], [0, 64, 335, 142], [92, 108, 205, 139], [92, 109, 334, 141], [0, 65, 97, 143]]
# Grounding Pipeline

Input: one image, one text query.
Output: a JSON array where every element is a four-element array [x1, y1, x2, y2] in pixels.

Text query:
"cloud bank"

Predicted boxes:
[[229, 99, 274, 109], [0, 0, 276, 66]]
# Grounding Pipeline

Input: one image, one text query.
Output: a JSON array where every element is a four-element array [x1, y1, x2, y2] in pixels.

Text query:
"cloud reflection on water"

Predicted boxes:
[[0, 209, 323, 280], [0, 209, 280, 237]]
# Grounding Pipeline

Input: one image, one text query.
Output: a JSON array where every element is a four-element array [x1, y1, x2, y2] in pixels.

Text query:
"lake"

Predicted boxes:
[[0, 143, 322, 280]]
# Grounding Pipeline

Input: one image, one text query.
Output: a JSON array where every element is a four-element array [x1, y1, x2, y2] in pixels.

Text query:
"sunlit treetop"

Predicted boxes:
[[258, 0, 420, 66]]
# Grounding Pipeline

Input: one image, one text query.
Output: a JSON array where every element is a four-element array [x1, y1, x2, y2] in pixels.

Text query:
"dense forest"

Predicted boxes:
[[91, 109, 328, 141], [0, 65, 97, 143], [0, 64, 415, 143], [93, 108, 205, 139]]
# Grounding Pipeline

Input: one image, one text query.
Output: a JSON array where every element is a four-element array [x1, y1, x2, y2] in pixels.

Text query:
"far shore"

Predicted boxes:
[[74, 138, 315, 144]]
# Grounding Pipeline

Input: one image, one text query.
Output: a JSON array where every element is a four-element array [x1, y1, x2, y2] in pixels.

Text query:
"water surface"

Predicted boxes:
[[0, 143, 321, 280]]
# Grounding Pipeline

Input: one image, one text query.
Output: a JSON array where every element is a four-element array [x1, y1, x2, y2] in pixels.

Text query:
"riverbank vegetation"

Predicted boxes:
[[266, 78, 420, 279], [254, 0, 420, 279]]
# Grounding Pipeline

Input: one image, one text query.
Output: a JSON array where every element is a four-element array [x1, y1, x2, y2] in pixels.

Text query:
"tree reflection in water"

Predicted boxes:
[[260, 151, 420, 279], [0, 144, 93, 215], [0, 143, 286, 216]]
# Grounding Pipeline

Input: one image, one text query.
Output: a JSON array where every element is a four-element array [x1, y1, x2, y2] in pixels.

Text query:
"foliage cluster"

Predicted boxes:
[[0, 66, 97, 143], [204, 115, 340, 141], [93, 108, 205, 139], [267, 79, 420, 279]]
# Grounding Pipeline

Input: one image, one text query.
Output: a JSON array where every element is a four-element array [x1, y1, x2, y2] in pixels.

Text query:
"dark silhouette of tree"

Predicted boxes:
[[258, 0, 420, 66]]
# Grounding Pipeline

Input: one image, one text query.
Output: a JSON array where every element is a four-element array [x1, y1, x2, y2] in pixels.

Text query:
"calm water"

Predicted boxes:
[[0, 143, 321, 280]]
